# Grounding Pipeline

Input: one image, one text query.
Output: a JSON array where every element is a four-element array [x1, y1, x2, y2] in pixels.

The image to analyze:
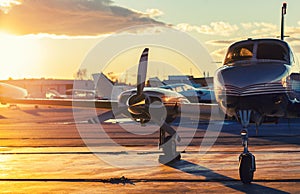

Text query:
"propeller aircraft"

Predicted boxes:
[[2, 2, 300, 184]]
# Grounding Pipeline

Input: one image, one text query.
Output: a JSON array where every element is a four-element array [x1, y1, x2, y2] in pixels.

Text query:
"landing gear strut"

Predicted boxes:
[[238, 110, 256, 184], [158, 123, 181, 164]]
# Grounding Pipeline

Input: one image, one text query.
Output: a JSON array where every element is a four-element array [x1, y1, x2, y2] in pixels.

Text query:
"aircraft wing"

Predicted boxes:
[[0, 97, 118, 109]]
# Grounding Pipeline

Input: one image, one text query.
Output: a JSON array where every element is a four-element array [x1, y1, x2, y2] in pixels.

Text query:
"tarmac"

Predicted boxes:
[[0, 104, 299, 193]]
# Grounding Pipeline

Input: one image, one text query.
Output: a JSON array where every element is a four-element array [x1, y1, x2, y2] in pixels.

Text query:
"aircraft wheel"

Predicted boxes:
[[239, 153, 255, 184], [175, 153, 181, 160]]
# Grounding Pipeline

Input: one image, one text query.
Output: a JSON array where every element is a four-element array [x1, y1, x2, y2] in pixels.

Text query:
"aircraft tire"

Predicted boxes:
[[239, 153, 255, 184]]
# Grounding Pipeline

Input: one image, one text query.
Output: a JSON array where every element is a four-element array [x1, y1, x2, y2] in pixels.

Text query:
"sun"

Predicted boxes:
[[0, 32, 42, 79], [0, 0, 22, 14]]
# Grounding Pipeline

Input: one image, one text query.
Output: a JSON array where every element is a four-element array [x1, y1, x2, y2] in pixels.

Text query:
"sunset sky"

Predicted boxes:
[[1, 0, 300, 81]]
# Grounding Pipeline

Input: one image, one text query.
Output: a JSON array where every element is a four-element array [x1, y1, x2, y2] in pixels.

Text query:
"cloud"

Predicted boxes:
[[293, 46, 300, 55], [20, 32, 111, 40], [122, 7, 164, 19], [0, 0, 22, 14], [206, 22, 300, 59], [206, 39, 236, 46], [183, 21, 300, 39], [286, 26, 300, 37], [241, 22, 253, 30], [240, 22, 278, 36], [210, 48, 227, 61], [0, 0, 164, 35], [286, 37, 300, 54], [144, 8, 164, 18], [286, 37, 300, 43], [176, 22, 239, 37], [250, 22, 277, 35], [239, 22, 300, 40]]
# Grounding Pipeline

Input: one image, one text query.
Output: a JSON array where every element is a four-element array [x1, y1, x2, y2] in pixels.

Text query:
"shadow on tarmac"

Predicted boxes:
[[166, 160, 290, 194]]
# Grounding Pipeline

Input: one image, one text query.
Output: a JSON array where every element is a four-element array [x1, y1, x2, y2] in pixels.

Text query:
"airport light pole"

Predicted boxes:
[[281, 2, 287, 40]]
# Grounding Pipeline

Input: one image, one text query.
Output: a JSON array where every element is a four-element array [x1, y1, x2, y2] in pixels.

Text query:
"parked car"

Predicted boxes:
[[160, 83, 215, 103]]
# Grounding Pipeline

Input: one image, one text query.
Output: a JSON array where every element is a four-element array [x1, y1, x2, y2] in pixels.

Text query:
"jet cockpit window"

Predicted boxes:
[[257, 43, 289, 62], [224, 43, 254, 65]]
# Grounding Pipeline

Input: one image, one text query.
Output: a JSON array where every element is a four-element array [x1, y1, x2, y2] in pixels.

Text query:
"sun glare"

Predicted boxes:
[[0, 0, 22, 13], [0, 32, 42, 79]]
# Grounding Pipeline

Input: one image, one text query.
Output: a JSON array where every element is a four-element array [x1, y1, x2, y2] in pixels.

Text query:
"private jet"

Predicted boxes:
[[0, 82, 28, 104]]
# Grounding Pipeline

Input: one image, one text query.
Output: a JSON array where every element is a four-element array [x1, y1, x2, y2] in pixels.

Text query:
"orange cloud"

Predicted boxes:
[[0, 0, 164, 35], [176, 22, 239, 37], [0, 0, 22, 14]]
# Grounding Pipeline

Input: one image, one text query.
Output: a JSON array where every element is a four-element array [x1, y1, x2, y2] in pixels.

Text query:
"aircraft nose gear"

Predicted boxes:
[[238, 110, 256, 184]]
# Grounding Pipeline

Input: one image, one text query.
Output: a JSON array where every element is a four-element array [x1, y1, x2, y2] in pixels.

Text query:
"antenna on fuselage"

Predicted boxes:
[[280, 2, 287, 40]]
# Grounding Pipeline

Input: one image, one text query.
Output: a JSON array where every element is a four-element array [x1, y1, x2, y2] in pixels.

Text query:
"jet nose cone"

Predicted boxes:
[[217, 62, 289, 88]]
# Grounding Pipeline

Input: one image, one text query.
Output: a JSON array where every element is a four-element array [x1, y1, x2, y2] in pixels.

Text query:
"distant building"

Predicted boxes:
[[1, 74, 215, 98], [1, 79, 94, 98], [168, 75, 193, 81], [163, 75, 213, 88]]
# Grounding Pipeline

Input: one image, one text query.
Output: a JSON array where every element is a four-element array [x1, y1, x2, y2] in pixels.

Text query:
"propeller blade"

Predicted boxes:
[[88, 106, 127, 123], [137, 48, 149, 96]]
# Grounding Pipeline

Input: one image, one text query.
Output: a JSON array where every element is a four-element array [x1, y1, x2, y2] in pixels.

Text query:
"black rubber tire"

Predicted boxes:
[[175, 153, 181, 161], [239, 154, 254, 184]]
